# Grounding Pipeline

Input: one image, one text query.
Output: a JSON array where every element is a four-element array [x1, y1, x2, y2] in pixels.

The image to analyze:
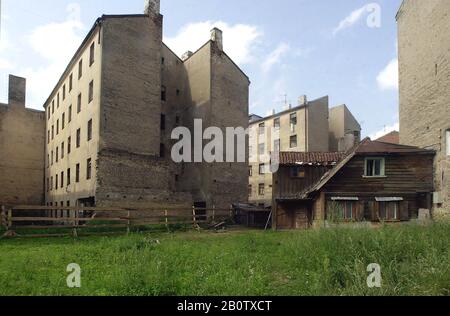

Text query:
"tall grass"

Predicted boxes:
[[0, 222, 448, 296]]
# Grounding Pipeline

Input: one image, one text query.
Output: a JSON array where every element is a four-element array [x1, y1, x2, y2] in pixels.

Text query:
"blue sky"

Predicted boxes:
[[0, 0, 402, 138]]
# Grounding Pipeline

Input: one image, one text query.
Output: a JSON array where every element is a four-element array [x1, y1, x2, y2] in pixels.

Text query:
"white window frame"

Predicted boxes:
[[364, 157, 386, 178]]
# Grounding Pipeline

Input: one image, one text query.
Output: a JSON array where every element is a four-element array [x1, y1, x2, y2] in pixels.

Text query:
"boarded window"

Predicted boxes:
[[365, 158, 385, 177], [290, 135, 297, 148]]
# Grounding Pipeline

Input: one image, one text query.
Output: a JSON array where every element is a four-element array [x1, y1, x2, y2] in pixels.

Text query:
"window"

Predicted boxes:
[[290, 135, 298, 148], [89, 43, 95, 66], [56, 119, 59, 135], [290, 113, 297, 132], [365, 158, 385, 177], [86, 158, 92, 180], [57, 93, 60, 108], [160, 114, 166, 130], [258, 123, 265, 135], [259, 143, 265, 155], [258, 184, 265, 196], [76, 164, 80, 183], [259, 164, 265, 175], [446, 130, 450, 156], [61, 142, 65, 159], [78, 59, 83, 79], [161, 86, 166, 101], [55, 174, 58, 190], [63, 85, 66, 100], [249, 166, 253, 176], [76, 129, 81, 148], [52, 100, 54, 114], [68, 105, 72, 122], [89, 81, 94, 103], [47, 108, 50, 120], [62, 113, 65, 130], [77, 94, 82, 113], [47, 154, 49, 168], [333, 201, 355, 220], [67, 168, 71, 186], [51, 125, 54, 140], [161, 57, 165, 65], [274, 139, 281, 153], [274, 118, 280, 130], [46, 178, 49, 192], [51, 150, 54, 165], [176, 89, 180, 96], [50, 177, 53, 191], [160, 143, 165, 158], [47, 130, 50, 144], [290, 167, 305, 178], [69, 73, 73, 92], [379, 202, 399, 221], [68, 137, 71, 154], [87, 119, 92, 141], [56, 146, 59, 163], [61, 171, 64, 188]]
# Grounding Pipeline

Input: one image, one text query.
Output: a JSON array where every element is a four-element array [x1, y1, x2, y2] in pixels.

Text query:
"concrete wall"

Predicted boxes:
[[0, 76, 45, 206], [397, 0, 450, 218]]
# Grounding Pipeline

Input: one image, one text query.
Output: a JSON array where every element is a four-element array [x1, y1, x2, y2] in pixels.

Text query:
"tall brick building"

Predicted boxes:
[[397, 0, 450, 217], [44, 0, 249, 210]]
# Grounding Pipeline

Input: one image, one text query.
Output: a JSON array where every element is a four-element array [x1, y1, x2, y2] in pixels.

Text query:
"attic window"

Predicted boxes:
[[364, 157, 385, 177]]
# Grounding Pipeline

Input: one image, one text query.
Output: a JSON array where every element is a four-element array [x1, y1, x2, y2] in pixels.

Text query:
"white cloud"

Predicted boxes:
[[261, 42, 290, 73], [333, 5, 368, 35], [377, 59, 399, 90], [164, 21, 263, 65], [17, 3, 85, 108], [369, 122, 399, 140]]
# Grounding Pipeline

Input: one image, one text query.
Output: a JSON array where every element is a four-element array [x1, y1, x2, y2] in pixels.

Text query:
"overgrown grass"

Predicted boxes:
[[0, 222, 449, 296]]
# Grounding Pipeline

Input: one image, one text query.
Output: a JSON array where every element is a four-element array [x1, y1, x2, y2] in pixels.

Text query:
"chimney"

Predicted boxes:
[[144, 0, 160, 15], [210, 27, 223, 51], [298, 95, 308, 106], [8, 75, 26, 108], [181, 51, 194, 61]]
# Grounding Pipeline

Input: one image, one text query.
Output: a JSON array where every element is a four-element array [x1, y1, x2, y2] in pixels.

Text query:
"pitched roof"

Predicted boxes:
[[277, 152, 346, 166], [306, 138, 435, 196], [376, 131, 400, 144]]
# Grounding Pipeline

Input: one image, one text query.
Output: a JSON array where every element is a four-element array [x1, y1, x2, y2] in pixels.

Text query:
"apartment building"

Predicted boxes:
[[44, 0, 249, 210], [248, 96, 360, 207], [397, 0, 450, 218], [0, 75, 46, 206]]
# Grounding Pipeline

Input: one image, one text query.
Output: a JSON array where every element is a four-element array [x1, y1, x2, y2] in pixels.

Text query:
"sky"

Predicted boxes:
[[0, 0, 402, 139]]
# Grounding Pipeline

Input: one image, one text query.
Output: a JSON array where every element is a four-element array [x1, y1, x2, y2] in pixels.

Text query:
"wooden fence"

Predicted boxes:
[[0, 205, 233, 238]]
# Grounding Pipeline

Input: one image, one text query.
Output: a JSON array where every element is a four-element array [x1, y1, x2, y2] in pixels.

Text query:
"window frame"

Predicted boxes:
[[364, 157, 386, 178], [258, 183, 265, 196], [290, 135, 298, 148], [88, 81, 94, 103], [379, 201, 399, 221]]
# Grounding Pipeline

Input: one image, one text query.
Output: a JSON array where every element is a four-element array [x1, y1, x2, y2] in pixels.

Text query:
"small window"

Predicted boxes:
[[290, 167, 305, 178], [68, 105, 72, 122], [61, 171, 64, 188], [274, 118, 280, 130], [61, 142, 65, 159], [69, 73, 73, 92], [334, 201, 355, 220], [446, 130, 450, 156], [290, 113, 297, 132], [160, 114, 166, 130], [76, 129, 81, 148], [47, 130, 50, 144], [89, 81, 94, 103], [249, 166, 253, 176], [290, 135, 297, 148], [52, 100, 55, 114], [86, 158, 92, 180], [68, 137, 71, 154], [78, 59, 83, 79], [89, 43, 95, 66], [258, 184, 265, 196], [47, 107, 50, 120], [56, 119, 59, 135], [46, 178, 49, 192], [56, 146, 59, 163], [62, 113, 65, 130], [76, 163, 80, 183], [57, 93, 60, 108], [51, 150, 54, 165], [365, 158, 385, 177], [50, 177, 53, 191], [77, 94, 82, 113], [87, 119, 92, 141], [259, 164, 265, 175], [379, 202, 399, 221], [63, 85, 66, 100], [55, 174, 58, 190], [161, 86, 166, 101], [51, 125, 54, 140], [161, 57, 165, 65], [274, 139, 281, 153], [259, 123, 265, 135], [67, 168, 71, 185]]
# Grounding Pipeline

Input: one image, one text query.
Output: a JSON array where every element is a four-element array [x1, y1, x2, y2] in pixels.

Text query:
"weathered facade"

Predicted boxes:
[[272, 139, 435, 230], [249, 99, 360, 207], [0, 75, 46, 206], [44, 1, 249, 211], [397, 0, 450, 218]]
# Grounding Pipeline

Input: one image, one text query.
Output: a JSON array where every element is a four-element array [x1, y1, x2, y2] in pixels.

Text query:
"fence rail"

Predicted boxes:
[[0, 205, 233, 238]]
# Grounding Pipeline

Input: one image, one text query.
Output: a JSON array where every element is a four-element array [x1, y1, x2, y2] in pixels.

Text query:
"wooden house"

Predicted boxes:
[[272, 139, 435, 230]]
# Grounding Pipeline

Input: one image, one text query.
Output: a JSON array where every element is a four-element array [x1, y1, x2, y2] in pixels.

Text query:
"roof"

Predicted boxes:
[[277, 152, 345, 166], [306, 138, 435, 196], [376, 131, 399, 144]]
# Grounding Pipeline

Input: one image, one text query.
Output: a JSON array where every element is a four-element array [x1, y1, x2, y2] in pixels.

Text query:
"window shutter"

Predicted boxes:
[[400, 201, 409, 221]]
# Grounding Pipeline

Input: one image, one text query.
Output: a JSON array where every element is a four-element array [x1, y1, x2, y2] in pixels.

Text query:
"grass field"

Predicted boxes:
[[0, 222, 449, 296]]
